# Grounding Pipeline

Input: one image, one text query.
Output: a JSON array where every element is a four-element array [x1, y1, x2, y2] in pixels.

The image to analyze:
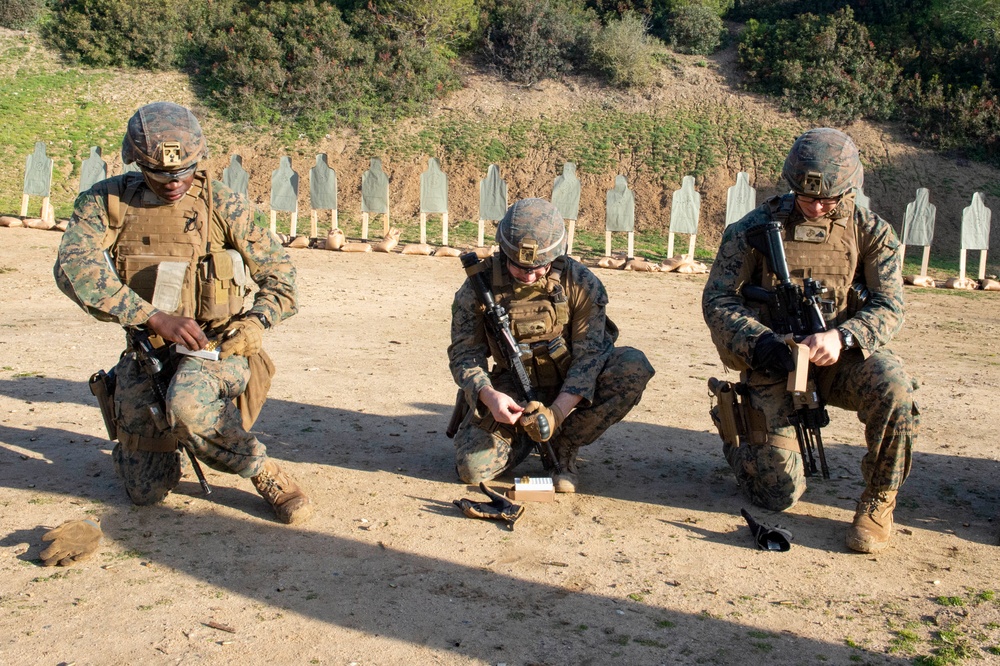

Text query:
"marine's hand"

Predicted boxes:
[[752, 331, 795, 374], [40, 518, 103, 566], [218, 317, 265, 359], [801, 329, 842, 367], [147, 312, 208, 350], [519, 401, 566, 443], [479, 387, 524, 425]]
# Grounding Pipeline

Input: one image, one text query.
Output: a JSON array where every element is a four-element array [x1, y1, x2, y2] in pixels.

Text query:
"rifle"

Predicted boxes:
[[742, 220, 831, 479], [459, 252, 562, 475], [102, 251, 212, 494]]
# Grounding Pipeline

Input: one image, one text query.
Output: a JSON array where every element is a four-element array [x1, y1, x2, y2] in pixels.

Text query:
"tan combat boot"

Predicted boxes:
[[552, 443, 580, 494], [251, 459, 314, 525], [846, 488, 897, 553]]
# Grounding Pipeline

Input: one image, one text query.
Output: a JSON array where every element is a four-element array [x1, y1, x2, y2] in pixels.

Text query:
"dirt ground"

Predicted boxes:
[[2, 227, 1000, 665]]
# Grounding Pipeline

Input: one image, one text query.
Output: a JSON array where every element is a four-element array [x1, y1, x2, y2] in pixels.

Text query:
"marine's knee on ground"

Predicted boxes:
[[724, 442, 806, 512], [112, 443, 181, 505]]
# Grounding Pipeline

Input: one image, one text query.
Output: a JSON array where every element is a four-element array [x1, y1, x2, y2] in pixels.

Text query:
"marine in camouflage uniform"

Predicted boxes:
[[54, 102, 312, 524], [449, 198, 654, 492], [703, 128, 919, 552]]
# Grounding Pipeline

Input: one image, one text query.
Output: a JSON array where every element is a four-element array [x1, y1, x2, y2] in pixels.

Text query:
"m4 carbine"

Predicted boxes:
[[743, 220, 831, 479], [458, 252, 562, 475]]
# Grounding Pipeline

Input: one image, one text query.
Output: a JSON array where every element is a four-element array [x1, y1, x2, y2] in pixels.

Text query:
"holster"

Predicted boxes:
[[446, 388, 469, 439], [89, 369, 118, 441], [708, 378, 745, 447]]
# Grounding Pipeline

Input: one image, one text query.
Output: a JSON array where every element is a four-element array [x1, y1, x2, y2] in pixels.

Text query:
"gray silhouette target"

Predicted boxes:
[[362, 158, 390, 214], [23, 142, 52, 197], [725, 172, 756, 226], [670, 176, 701, 235], [902, 188, 936, 247], [223, 155, 250, 199], [79, 146, 107, 193], [605, 175, 635, 232], [270, 157, 299, 212], [420, 158, 448, 214], [551, 162, 581, 220], [310, 154, 338, 210]]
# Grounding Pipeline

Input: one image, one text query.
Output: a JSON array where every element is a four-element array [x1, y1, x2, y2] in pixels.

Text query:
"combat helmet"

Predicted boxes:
[[121, 102, 207, 172], [496, 198, 566, 268], [782, 128, 863, 198]]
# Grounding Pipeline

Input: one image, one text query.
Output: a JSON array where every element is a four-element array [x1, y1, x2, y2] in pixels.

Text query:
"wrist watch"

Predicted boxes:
[[837, 326, 854, 349], [244, 312, 270, 330]]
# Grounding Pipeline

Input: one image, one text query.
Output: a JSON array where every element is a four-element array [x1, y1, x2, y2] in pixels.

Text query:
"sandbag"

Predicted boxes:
[[903, 274, 936, 288], [433, 246, 462, 258], [54, 219, 68, 232], [373, 226, 401, 253], [287, 235, 309, 248], [676, 260, 708, 274], [0, 216, 22, 228], [981, 278, 1000, 291], [401, 243, 434, 255], [341, 242, 372, 253], [597, 256, 626, 269], [473, 245, 497, 259], [325, 228, 345, 251], [944, 276, 977, 290], [624, 258, 659, 272], [22, 217, 54, 230]]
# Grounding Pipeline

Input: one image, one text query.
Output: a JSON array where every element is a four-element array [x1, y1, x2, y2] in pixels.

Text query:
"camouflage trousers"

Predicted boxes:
[[724, 348, 918, 511], [111, 349, 267, 505], [453, 346, 655, 483]]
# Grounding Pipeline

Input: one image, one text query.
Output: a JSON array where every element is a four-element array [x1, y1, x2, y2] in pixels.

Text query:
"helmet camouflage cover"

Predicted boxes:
[[121, 102, 207, 171], [496, 198, 566, 268], [782, 127, 863, 198]]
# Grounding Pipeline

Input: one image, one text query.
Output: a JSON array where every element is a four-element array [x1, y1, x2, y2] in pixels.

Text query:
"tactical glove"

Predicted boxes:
[[519, 401, 565, 443], [741, 508, 792, 552], [218, 316, 265, 359], [751, 332, 795, 374], [453, 483, 525, 530], [40, 518, 103, 566]]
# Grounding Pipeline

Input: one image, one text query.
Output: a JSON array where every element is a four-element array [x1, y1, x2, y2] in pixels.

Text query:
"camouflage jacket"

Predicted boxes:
[[55, 173, 297, 328], [449, 255, 616, 408], [703, 196, 904, 371]]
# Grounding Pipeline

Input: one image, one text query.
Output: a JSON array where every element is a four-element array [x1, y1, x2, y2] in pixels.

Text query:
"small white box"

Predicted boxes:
[[176, 344, 220, 361], [507, 476, 555, 502]]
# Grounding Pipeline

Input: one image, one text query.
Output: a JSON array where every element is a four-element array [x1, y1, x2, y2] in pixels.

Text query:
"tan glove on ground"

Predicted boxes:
[[519, 401, 566, 443], [219, 316, 265, 359], [40, 518, 103, 566]]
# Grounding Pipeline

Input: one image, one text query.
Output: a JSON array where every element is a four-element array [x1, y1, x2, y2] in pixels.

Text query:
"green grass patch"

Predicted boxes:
[[934, 596, 965, 607], [888, 628, 921, 654]]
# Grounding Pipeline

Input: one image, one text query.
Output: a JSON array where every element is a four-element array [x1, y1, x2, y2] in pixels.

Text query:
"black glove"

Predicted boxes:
[[752, 332, 795, 374], [741, 508, 792, 551], [453, 482, 525, 530]]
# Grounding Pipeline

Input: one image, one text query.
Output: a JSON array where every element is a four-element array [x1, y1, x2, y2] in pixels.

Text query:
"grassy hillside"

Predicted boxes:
[[2, 28, 999, 278]]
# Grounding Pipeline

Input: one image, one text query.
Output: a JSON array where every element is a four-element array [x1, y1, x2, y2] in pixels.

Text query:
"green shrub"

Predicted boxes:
[[897, 75, 1000, 161], [482, 0, 599, 84], [667, 3, 725, 55], [0, 0, 43, 29], [369, 0, 479, 58], [44, 0, 185, 69], [591, 12, 664, 87], [738, 7, 899, 123]]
